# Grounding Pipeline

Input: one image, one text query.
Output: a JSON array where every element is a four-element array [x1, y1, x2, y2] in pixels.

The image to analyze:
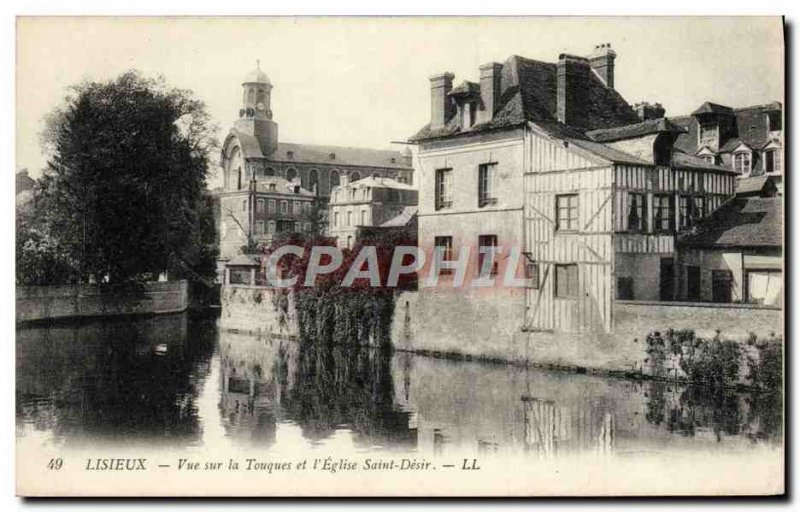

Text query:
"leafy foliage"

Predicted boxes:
[[30, 71, 218, 285]]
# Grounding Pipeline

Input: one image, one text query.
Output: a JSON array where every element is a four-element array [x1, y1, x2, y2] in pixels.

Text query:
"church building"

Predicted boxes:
[[216, 62, 414, 260]]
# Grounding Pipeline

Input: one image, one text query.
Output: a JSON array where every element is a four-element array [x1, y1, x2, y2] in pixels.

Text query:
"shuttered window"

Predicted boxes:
[[435, 168, 453, 210], [555, 264, 579, 298]]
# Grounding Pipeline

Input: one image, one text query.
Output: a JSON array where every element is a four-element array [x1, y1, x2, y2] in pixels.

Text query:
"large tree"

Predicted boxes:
[[35, 71, 218, 285]]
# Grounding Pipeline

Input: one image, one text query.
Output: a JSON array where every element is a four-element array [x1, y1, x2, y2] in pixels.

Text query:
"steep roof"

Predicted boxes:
[[255, 176, 315, 196], [409, 54, 639, 142], [735, 175, 779, 197], [671, 102, 782, 156], [228, 129, 410, 170], [678, 196, 782, 249], [671, 151, 736, 173], [344, 176, 417, 191], [692, 102, 735, 116]]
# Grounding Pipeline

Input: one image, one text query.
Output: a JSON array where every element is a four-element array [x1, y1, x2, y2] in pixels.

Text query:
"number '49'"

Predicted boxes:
[[47, 458, 63, 470]]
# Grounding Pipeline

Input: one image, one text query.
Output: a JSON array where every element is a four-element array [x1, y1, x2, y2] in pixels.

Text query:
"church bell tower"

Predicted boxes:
[[235, 60, 278, 155]]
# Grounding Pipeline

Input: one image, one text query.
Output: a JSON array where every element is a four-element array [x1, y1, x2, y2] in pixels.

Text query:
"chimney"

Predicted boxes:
[[557, 54, 590, 127], [589, 43, 616, 89], [634, 102, 666, 121], [477, 62, 503, 124], [429, 72, 455, 129]]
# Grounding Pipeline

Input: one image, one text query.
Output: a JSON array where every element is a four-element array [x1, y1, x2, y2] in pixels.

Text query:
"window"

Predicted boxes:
[[303, 202, 311, 212], [286, 168, 297, 182], [678, 195, 694, 230], [363, 188, 369, 200], [333, 211, 339, 227], [703, 155, 715, 165], [269, 183, 276, 191], [524, 261, 540, 288], [434, 236, 454, 275], [653, 194, 674, 232], [477, 235, 499, 277], [255, 220, 264, 235], [360, 209, 367, 226], [555, 264, 579, 298], [747, 269, 782, 306], [257, 198, 265, 213], [478, 163, 497, 207], [346, 235, 353, 249], [699, 122, 716, 146], [627, 193, 646, 231], [617, 277, 634, 300], [265, 167, 274, 176], [733, 151, 751, 174], [241, 199, 247, 212], [350, 172, 361, 182], [268, 199, 276, 213], [347, 211, 352, 226], [765, 150, 781, 174], [280, 200, 288, 214], [693, 196, 706, 220], [462, 101, 477, 128], [686, 266, 701, 301], [268, 220, 275, 234], [293, 201, 301, 215], [294, 222, 301, 232], [435, 168, 453, 210], [556, 194, 579, 231]]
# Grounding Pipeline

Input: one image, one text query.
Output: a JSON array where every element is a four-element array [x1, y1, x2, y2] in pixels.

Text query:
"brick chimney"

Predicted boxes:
[[477, 62, 503, 125], [557, 54, 590, 127], [589, 43, 616, 89], [429, 72, 455, 129], [634, 102, 666, 121]]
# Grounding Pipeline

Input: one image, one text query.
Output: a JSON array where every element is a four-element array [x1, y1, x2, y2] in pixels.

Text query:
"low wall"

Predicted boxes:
[[218, 285, 299, 337], [391, 292, 783, 375], [16, 280, 189, 323]]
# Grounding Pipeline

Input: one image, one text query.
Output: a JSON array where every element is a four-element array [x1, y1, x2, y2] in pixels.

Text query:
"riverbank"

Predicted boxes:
[[16, 280, 189, 324]]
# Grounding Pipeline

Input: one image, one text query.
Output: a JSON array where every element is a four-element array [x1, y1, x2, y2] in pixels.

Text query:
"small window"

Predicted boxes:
[[303, 202, 311, 212], [280, 200, 288, 214], [627, 193, 646, 232], [268, 199, 276, 213], [333, 211, 339, 227], [703, 155, 715, 165], [268, 220, 276, 234], [257, 198, 265, 213], [678, 195, 694, 230], [360, 209, 368, 226], [653, 194, 674, 232], [434, 236, 454, 275], [347, 211, 352, 226], [293, 201, 301, 215], [478, 163, 497, 207], [477, 235, 498, 277], [556, 194, 579, 231], [765, 150, 781, 174], [698, 122, 717, 146], [256, 220, 265, 235], [693, 196, 706, 220], [733, 151, 751, 174], [435, 168, 453, 210], [712, 270, 733, 303], [269, 183, 276, 191], [242, 199, 247, 212], [617, 277, 634, 300], [524, 261, 540, 289], [555, 264, 579, 298], [287, 151, 294, 159], [329, 152, 336, 160]]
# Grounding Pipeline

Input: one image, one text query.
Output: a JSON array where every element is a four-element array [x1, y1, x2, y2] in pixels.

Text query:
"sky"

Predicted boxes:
[[16, 16, 784, 188]]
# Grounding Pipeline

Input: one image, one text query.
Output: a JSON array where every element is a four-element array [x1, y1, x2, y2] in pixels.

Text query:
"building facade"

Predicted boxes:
[[328, 176, 419, 248], [216, 63, 414, 260], [409, 45, 742, 341]]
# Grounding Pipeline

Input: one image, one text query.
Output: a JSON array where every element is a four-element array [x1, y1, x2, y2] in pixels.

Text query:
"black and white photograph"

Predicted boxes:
[[13, 15, 785, 497]]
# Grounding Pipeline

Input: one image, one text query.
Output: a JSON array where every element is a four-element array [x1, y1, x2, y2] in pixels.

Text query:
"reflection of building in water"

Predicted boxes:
[[522, 397, 614, 459], [218, 331, 298, 447]]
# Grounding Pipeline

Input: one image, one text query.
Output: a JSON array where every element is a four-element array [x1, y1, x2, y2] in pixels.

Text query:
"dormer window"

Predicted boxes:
[[287, 151, 294, 160], [462, 101, 477, 128], [703, 155, 715, 165], [329, 152, 335, 160], [698, 121, 717, 147], [733, 151, 752, 175], [269, 183, 276, 191]]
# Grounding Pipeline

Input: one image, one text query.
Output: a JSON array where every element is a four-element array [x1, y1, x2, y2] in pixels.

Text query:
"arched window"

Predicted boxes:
[[247, 88, 255, 104], [264, 167, 275, 177], [256, 89, 266, 105], [286, 168, 297, 182], [330, 170, 341, 190], [308, 169, 319, 195], [350, 171, 361, 182]]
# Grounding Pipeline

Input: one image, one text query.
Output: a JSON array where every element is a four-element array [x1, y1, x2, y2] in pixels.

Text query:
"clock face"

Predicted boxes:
[[256, 102, 265, 111]]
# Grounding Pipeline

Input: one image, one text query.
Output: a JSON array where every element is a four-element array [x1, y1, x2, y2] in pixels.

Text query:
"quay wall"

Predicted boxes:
[[218, 284, 299, 337], [16, 280, 189, 323]]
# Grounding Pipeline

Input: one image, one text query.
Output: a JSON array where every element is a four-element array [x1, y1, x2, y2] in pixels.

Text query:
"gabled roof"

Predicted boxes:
[[255, 176, 315, 196], [672, 151, 736, 173], [409, 54, 639, 142], [678, 196, 782, 249], [692, 102, 735, 116], [585, 117, 685, 143], [227, 254, 260, 267], [227, 129, 410, 170]]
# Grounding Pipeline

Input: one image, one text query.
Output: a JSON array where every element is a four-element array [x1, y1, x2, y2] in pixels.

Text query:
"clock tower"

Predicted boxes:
[[235, 60, 278, 155]]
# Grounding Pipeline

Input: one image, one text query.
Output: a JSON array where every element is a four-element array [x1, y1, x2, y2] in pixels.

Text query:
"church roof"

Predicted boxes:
[[243, 63, 271, 85]]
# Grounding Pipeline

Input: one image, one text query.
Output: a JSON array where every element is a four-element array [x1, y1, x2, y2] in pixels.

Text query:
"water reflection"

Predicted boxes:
[[16, 313, 782, 458]]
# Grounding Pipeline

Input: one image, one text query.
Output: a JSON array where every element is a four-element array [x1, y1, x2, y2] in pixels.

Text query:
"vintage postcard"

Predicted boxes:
[[15, 16, 784, 497]]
